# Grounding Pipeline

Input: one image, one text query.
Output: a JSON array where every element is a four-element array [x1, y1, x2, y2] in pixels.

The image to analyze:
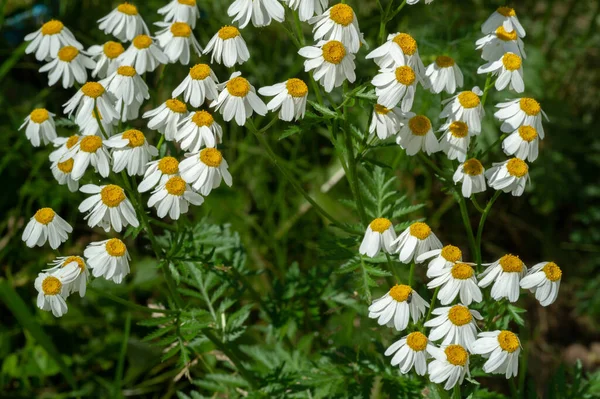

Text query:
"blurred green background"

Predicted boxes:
[[1, 0, 599, 397]]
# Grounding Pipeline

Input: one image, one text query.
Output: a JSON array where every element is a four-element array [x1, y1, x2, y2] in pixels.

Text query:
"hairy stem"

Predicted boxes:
[[475, 191, 502, 271]]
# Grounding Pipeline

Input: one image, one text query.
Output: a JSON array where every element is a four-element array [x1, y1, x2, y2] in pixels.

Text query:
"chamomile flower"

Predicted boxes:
[[520, 261, 562, 306], [227, 0, 285, 29], [298, 40, 356, 93], [118, 35, 168, 74], [425, 56, 463, 94], [369, 104, 403, 140], [439, 121, 470, 162], [471, 330, 521, 378], [368, 284, 428, 331], [155, 21, 202, 65], [384, 332, 434, 375], [485, 158, 529, 196], [143, 99, 188, 141], [34, 266, 79, 317], [359, 218, 397, 258], [78, 109, 115, 136], [25, 20, 82, 61], [45, 256, 89, 297], [393, 222, 442, 263], [68, 135, 111, 180], [310, 4, 363, 53], [258, 78, 309, 122], [417, 245, 463, 275], [158, 0, 200, 28], [84, 238, 131, 284], [88, 41, 125, 79], [79, 184, 139, 232], [502, 125, 540, 162], [482, 7, 525, 38], [284, 0, 328, 22], [180, 148, 232, 196], [98, 2, 149, 42], [396, 114, 439, 156], [478, 52, 524, 93], [148, 176, 204, 219], [20, 108, 57, 147], [105, 129, 158, 176], [210, 72, 267, 126], [372, 65, 417, 111], [39, 46, 95, 89], [139, 156, 180, 193], [453, 158, 487, 198], [494, 97, 548, 139], [50, 135, 81, 164], [440, 87, 484, 135], [427, 344, 470, 391], [424, 305, 483, 350], [51, 158, 79, 192], [63, 81, 119, 127], [427, 263, 483, 306], [176, 110, 223, 152], [204, 26, 250, 68], [366, 33, 425, 78], [478, 254, 527, 302], [100, 66, 150, 122], [172, 63, 220, 108], [22, 208, 72, 249], [476, 26, 526, 62], [407, 0, 434, 4]]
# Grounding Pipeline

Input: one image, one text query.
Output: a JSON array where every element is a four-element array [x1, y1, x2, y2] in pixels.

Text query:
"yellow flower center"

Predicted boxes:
[[30, 108, 49, 124], [445, 345, 468, 366], [375, 104, 390, 115], [462, 158, 484, 176], [100, 185, 126, 207], [158, 157, 179, 174], [34, 208, 55, 225], [117, 66, 136, 77], [409, 221, 431, 239], [389, 284, 412, 302], [369, 218, 392, 233], [451, 263, 474, 280], [497, 330, 520, 352], [171, 22, 192, 37], [57, 158, 74, 173], [518, 126, 538, 142], [106, 238, 126, 256], [192, 110, 214, 127], [103, 41, 125, 58], [448, 305, 472, 326], [189, 64, 211, 80], [502, 53, 522, 71], [392, 33, 417, 56], [441, 245, 462, 262], [322, 40, 346, 64], [436, 55, 455, 68], [117, 2, 138, 15], [165, 176, 187, 196], [286, 78, 308, 98], [80, 135, 102, 153], [57, 46, 79, 62], [227, 76, 251, 97], [178, 0, 196, 5], [218, 26, 240, 40], [42, 276, 62, 295], [458, 91, 480, 108], [165, 99, 187, 113], [395, 65, 416, 86], [41, 20, 64, 35], [406, 332, 428, 352], [506, 158, 528, 178], [519, 98, 541, 116], [66, 135, 80, 149], [200, 148, 223, 167], [81, 82, 105, 98], [497, 6, 516, 17], [329, 4, 354, 26], [499, 254, 524, 273], [63, 256, 85, 272], [449, 121, 469, 138], [543, 262, 562, 282], [122, 129, 145, 147], [132, 35, 153, 49], [408, 115, 431, 136], [496, 26, 518, 41]]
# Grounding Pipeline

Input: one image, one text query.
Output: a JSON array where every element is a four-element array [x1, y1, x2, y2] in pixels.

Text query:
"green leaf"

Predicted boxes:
[[309, 101, 339, 119]]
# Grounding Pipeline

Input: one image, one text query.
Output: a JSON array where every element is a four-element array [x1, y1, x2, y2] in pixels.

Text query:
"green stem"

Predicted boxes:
[[455, 192, 477, 260], [114, 312, 131, 398], [509, 378, 518, 399], [480, 72, 493, 107], [408, 262, 415, 287], [453, 383, 461, 399], [471, 196, 485, 213], [423, 286, 440, 324], [88, 286, 180, 315], [475, 191, 501, 271], [156, 134, 165, 152]]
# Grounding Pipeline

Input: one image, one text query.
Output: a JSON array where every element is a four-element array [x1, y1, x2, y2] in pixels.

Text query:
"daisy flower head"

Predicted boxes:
[[476, 26, 526, 62], [22, 208, 72, 249], [88, 41, 125, 79], [478, 52, 524, 93], [176, 110, 223, 152], [520, 261, 562, 306], [393, 221, 442, 263], [417, 245, 463, 275], [227, 0, 285, 29], [180, 148, 233, 196], [482, 7, 525, 38], [155, 21, 202, 65], [172, 63, 220, 108], [502, 125, 540, 162], [158, 0, 200, 28], [204, 26, 250, 68], [425, 55, 463, 94], [25, 20, 82, 61], [478, 254, 527, 302], [440, 87, 485, 135], [118, 35, 168, 74], [148, 176, 204, 220], [439, 120, 470, 162], [368, 284, 428, 331], [138, 156, 180, 193], [385, 331, 434, 376], [298, 40, 356, 93], [63, 81, 119, 127], [309, 4, 364, 53], [39, 45, 95, 89], [485, 157, 529, 196], [424, 305, 483, 350], [210, 72, 267, 126], [366, 33, 425, 77], [471, 330, 521, 378], [427, 262, 483, 306], [372, 65, 417, 111], [143, 99, 188, 141], [98, 2, 149, 42], [34, 265, 79, 317], [369, 104, 403, 140], [50, 135, 81, 164], [67, 135, 111, 180], [51, 158, 79, 192], [84, 238, 131, 284], [20, 108, 57, 147], [396, 113, 439, 156], [258, 78, 309, 122], [285, 0, 329, 22], [427, 344, 470, 390], [100, 65, 150, 122], [495, 97, 548, 138], [79, 184, 139, 232], [453, 158, 487, 198], [359, 218, 397, 258], [78, 108, 115, 136], [105, 129, 158, 176], [45, 256, 89, 297]]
